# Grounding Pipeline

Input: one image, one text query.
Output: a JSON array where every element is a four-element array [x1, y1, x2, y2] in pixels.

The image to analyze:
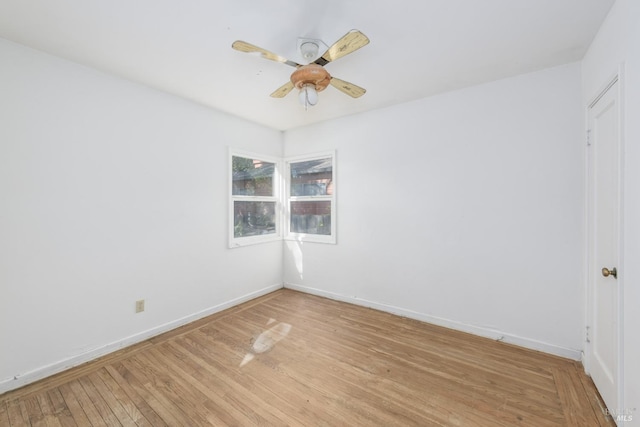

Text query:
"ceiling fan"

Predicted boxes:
[[232, 30, 370, 109]]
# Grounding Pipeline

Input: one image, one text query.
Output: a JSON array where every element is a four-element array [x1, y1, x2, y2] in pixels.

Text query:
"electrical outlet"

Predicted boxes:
[[135, 299, 145, 313]]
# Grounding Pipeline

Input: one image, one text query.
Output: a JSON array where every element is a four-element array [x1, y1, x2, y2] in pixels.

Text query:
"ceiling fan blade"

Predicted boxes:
[[232, 40, 301, 68], [314, 30, 370, 66], [330, 77, 366, 98], [270, 81, 295, 98]]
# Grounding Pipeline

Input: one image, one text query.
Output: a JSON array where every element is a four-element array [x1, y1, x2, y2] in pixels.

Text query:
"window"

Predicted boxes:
[[286, 152, 336, 243], [229, 150, 336, 247], [229, 151, 280, 247]]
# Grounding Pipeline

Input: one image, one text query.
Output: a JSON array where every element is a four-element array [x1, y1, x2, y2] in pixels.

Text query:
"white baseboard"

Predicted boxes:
[[284, 283, 582, 361], [0, 283, 283, 394]]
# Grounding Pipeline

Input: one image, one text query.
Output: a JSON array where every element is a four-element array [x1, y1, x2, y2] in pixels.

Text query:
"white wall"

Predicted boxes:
[[284, 62, 585, 359], [582, 0, 640, 422], [0, 38, 283, 392]]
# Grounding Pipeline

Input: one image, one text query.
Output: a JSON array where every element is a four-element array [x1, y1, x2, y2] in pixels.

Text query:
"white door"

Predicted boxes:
[[587, 78, 622, 416]]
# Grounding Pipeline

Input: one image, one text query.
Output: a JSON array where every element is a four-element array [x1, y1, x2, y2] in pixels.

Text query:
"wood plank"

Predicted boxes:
[[218, 314, 548, 426], [0, 401, 9, 427], [85, 370, 139, 426], [139, 349, 233, 425], [0, 402, 10, 426], [5, 399, 29, 427], [175, 331, 343, 425], [75, 375, 122, 426], [22, 395, 46, 427], [65, 380, 109, 426], [101, 365, 166, 427], [553, 366, 591, 426], [56, 384, 92, 426], [146, 345, 278, 425], [109, 363, 185, 427], [116, 357, 197, 426], [240, 296, 565, 420], [574, 362, 617, 426], [0, 289, 614, 426], [124, 352, 216, 425], [94, 367, 153, 427], [45, 389, 78, 427], [0, 341, 154, 404], [35, 392, 64, 427], [147, 289, 283, 345], [164, 338, 306, 425], [204, 318, 432, 425], [176, 331, 345, 425]]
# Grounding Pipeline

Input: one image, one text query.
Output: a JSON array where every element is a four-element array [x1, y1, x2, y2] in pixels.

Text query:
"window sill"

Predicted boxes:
[[229, 234, 281, 248]]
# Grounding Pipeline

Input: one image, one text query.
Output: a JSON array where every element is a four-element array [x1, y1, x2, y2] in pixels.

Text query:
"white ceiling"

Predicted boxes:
[[0, 0, 614, 131]]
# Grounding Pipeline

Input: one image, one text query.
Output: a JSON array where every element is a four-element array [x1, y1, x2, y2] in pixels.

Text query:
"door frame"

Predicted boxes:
[[584, 65, 625, 414]]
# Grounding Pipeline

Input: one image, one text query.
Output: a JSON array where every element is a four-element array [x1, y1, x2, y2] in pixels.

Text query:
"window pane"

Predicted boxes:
[[234, 201, 276, 237], [232, 156, 274, 196], [290, 201, 331, 235], [290, 158, 333, 196]]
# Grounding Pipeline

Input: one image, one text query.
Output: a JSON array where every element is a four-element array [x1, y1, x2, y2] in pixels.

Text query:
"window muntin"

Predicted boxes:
[[286, 153, 336, 243], [229, 152, 280, 247]]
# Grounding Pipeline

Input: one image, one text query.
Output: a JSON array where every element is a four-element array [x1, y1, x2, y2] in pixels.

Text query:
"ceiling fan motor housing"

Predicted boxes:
[[291, 64, 331, 92]]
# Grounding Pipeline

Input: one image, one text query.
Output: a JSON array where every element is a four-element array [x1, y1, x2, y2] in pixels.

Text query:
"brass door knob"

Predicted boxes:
[[602, 267, 617, 278]]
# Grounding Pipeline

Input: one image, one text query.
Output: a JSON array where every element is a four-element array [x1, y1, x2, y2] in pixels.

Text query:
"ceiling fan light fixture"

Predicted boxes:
[[298, 84, 318, 109], [291, 64, 330, 110]]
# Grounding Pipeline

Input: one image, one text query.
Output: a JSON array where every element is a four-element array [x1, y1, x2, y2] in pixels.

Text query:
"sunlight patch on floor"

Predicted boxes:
[[240, 319, 292, 367]]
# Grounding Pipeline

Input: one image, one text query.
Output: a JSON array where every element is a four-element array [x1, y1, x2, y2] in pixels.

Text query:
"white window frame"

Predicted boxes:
[[285, 151, 336, 244], [228, 149, 282, 248]]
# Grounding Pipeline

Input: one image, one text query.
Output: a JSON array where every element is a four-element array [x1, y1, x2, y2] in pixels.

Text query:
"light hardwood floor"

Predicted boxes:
[[0, 289, 614, 426]]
